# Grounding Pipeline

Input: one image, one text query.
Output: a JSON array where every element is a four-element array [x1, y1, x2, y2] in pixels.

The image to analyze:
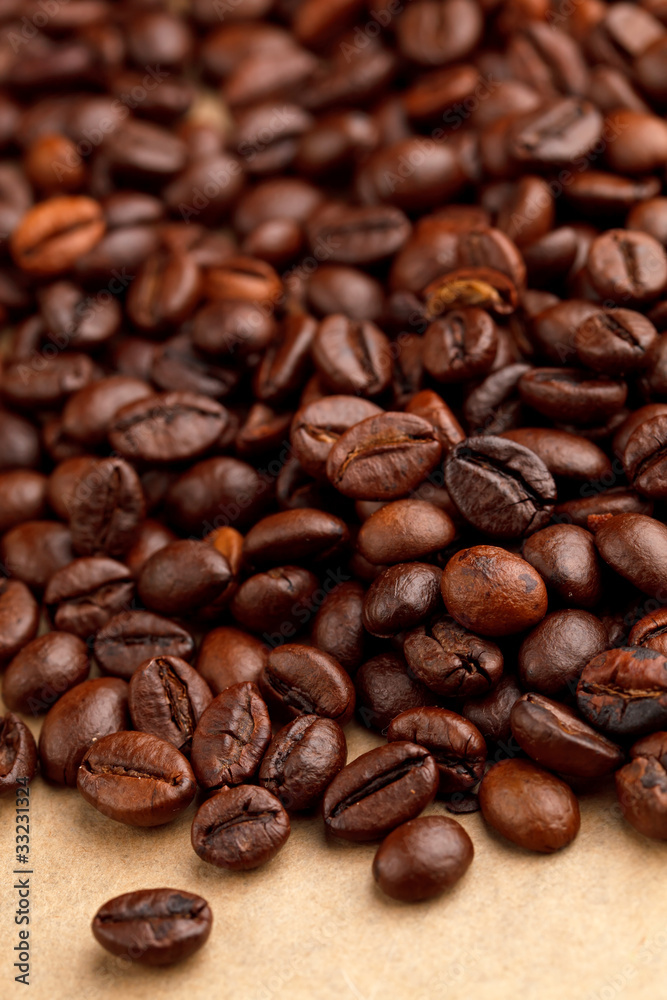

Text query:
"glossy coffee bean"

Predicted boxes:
[[522, 524, 602, 609], [259, 714, 347, 811], [577, 646, 667, 736], [78, 731, 196, 827], [362, 563, 443, 638], [615, 733, 667, 840], [312, 315, 393, 398], [404, 389, 465, 455], [190, 682, 271, 790], [165, 456, 269, 535], [38, 678, 129, 787], [442, 546, 548, 637], [629, 610, 667, 657], [306, 202, 410, 265], [128, 657, 213, 755], [423, 308, 498, 383], [462, 674, 522, 746], [404, 614, 503, 698], [243, 508, 348, 566], [387, 707, 486, 794], [372, 815, 474, 902], [355, 652, 437, 734], [230, 566, 319, 636], [622, 414, 667, 499], [0, 712, 37, 794], [575, 309, 658, 375], [518, 610, 610, 696], [586, 229, 667, 305], [94, 611, 195, 680], [61, 376, 152, 446], [138, 540, 232, 616], [191, 785, 290, 870], [2, 631, 89, 715], [322, 741, 438, 842], [260, 644, 355, 725], [479, 758, 580, 852], [501, 428, 612, 483], [92, 889, 212, 967], [0, 579, 39, 661], [109, 392, 229, 463], [310, 581, 366, 673], [519, 368, 628, 425], [2, 520, 73, 592], [594, 513, 667, 598], [357, 500, 455, 565], [291, 396, 383, 479], [0, 470, 47, 533], [196, 627, 268, 694], [11, 196, 105, 275], [44, 557, 134, 638]]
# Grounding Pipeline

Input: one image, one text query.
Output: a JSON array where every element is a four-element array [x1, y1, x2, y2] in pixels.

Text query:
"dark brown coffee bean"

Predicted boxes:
[[629, 610, 667, 657], [190, 682, 271, 790], [404, 389, 465, 455], [0, 712, 37, 794], [508, 98, 603, 168], [191, 784, 290, 870], [518, 610, 610, 697], [38, 677, 129, 786], [511, 693, 623, 778], [128, 656, 213, 754], [1, 520, 73, 592], [253, 313, 317, 404], [311, 315, 393, 398], [2, 631, 89, 715], [138, 540, 232, 616], [373, 815, 474, 902], [575, 309, 658, 375], [78, 731, 196, 827], [577, 646, 667, 736], [11, 195, 105, 274], [362, 563, 443, 638], [260, 644, 355, 725], [44, 557, 134, 638], [290, 395, 383, 479], [519, 368, 628, 424], [196, 627, 268, 694], [231, 566, 319, 637], [622, 414, 667, 498], [62, 376, 152, 446], [462, 673, 522, 745], [259, 714, 347, 810], [423, 308, 498, 383], [92, 889, 212, 967], [522, 524, 602, 609], [615, 732, 667, 840], [109, 392, 229, 463], [94, 611, 195, 681], [442, 545, 548, 637], [388, 707, 486, 794], [0, 410, 40, 471], [67, 457, 144, 559], [554, 488, 653, 528], [310, 581, 365, 673], [165, 456, 269, 535], [243, 508, 348, 566], [594, 512, 667, 598], [0, 578, 39, 662], [306, 202, 410, 265], [586, 229, 667, 305], [322, 741, 438, 842], [479, 758, 580, 852], [2, 352, 95, 411], [404, 614, 503, 698], [355, 652, 437, 733], [501, 428, 612, 483], [357, 500, 455, 565], [0, 470, 47, 533], [192, 299, 275, 359]]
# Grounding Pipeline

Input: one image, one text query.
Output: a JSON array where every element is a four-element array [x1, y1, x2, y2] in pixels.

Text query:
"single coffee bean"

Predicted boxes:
[[511, 693, 623, 778], [577, 646, 667, 736], [387, 707, 486, 794], [230, 566, 319, 635], [305, 202, 411, 265], [259, 714, 347, 810], [362, 563, 443, 638], [254, 313, 318, 404], [322, 741, 438, 842], [479, 758, 580, 852], [423, 308, 498, 383], [403, 614, 503, 698], [575, 308, 658, 375], [92, 888, 212, 967], [372, 815, 474, 902], [290, 396, 383, 478], [196, 627, 268, 693], [441, 545, 548, 637], [126, 519, 178, 577], [615, 732, 667, 840], [11, 195, 105, 274], [462, 674, 522, 746], [508, 98, 603, 168], [311, 314, 393, 397], [260, 644, 355, 725], [0, 410, 40, 471], [586, 229, 667, 305], [2, 520, 74, 592], [404, 388, 465, 455], [629, 609, 667, 657], [138, 540, 232, 616], [518, 610, 610, 696], [310, 581, 366, 673], [61, 376, 153, 446], [165, 456, 269, 534], [67, 457, 144, 558], [554, 487, 653, 528], [0, 469, 47, 533], [522, 524, 602, 609], [0, 712, 37, 794], [444, 435, 556, 539], [2, 631, 89, 715], [38, 677, 129, 786], [243, 508, 348, 566], [501, 428, 612, 483], [594, 513, 667, 598], [190, 682, 271, 790], [109, 392, 229, 463], [94, 611, 195, 680], [43, 557, 133, 639], [78, 731, 196, 827], [128, 656, 213, 754], [357, 500, 455, 565], [463, 362, 530, 435], [622, 414, 667, 498], [518, 368, 628, 424], [191, 785, 290, 870], [327, 412, 442, 500], [0, 579, 39, 661], [355, 652, 438, 733]]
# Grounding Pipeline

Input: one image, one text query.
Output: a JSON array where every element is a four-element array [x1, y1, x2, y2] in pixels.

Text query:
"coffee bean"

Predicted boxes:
[[191, 785, 290, 870], [479, 758, 580, 852], [519, 368, 628, 424], [615, 733, 667, 840], [357, 500, 455, 565], [61, 376, 152, 446], [322, 741, 438, 842], [622, 414, 667, 498], [165, 456, 269, 534], [355, 652, 438, 734], [128, 656, 213, 754], [196, 627, 268, 694], [0, 579, 39, 661], [0, 470, 47, 533], [404, 389, 465, 455], [387, 707, 486, 794], [577, 646, 667, 736], [594, 512, 667, 597], [310, 581, 366, 673], [423, 308, 498, 383], [362, 563, 443, 638], [230, 566, 319, 635], [372, 815, 474, 902], [44, 557, 134, 638], [462, 673, 522, 745], [501, 428, 612, 483], [109, 392, 229, 463], [629, 610, 667, 657], [77, 731, 196, 827], [92, 889, 212, 967], [94, 611, 195, 680], [404, 614, 504, 698], [2, 631, 89, 715], [0, 712, 37, 794], [290, 395, 383, 478], [305, 203, 411, 264], [586, 229, 667, 305], [508, 98, 603, 168], [518, 610, 610, 696], [311, 315, 393, 397], [11, 195, 105, 274], [190, 682, 271, 790], [522, 524, 602, 608], [260, 644, 355, 725], [243, 508, 349, 566], [259, 714, 347, 810], [575, 309, 658, 375], [138, 540, 232, 616]]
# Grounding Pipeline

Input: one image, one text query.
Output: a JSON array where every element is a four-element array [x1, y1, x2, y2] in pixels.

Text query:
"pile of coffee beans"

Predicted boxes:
[[1, 0, 667, 966]]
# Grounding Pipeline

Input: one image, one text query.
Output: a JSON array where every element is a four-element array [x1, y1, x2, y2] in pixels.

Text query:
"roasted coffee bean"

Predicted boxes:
[[442, 545, 548, 637], [191, 785, 290, 870], [522, 524, 603, 609], [519, 368, 628, 424], [0, 410, 40, 471], [243, 508, 348, 566], [372, 815, 474, 902], [2, 631, 89, 715], [462, 674, 522, 746], [61, 376, 152, 446], [403, 615, 503, 698], [362, 563, 443, 638], [387, 707, 486, 795], [77, 731, 196, 827], [322, 741, 438, 842], [423, 308, 498, 383], [586, 229, 667, 305], [11, 195, 105, 274], [38, 280, 120, 349], [444, 435, 556, 539], [67, 458, 144, 559], [615, 733, 667, 840], [479, 758, 580, 852], [290, 395, 383, 478], [0, 470, 47, 533], [310, 581, 366, 673], [196, 627, 268, 694], [190, 682, 271, 790], [519, 610, 610, 697], [165, 456, 269, 534], [311, 315, 393, 398], [594, 513, 667, 598], [511, 694, 623, 778], [0, 712, 37, 794], [355, 652, 437, 733], [357, 500, 455, 565], [254, 313, 318, 404], [306, 265, 383, 322], [577, 646, 667, 736], [629, 610, 667, 657], [94, 611, 195, 680], [109, 392, 229, 463], [230, 566, 319, 636], [0, 579, 39, 661], [508, 98, 603, 168], [305, 203, 410, 265], [501, 428, 612, 483], [92, 889, 212, 967], [128, 657, 213, 754], [260, 644, 355, 725], [259, 714, 347, 810], [125, 519, 178, 577], [138, 540, 232, 616], [38, 677, 129, 786], [622, 414, 667, 498], [44, 557, 134, 638], [575, 309, 658, 375], [463, 363, 530, 436], [554, 488, 653, 528], [404, 389, 465, 455], [192, 299, 275, 358]]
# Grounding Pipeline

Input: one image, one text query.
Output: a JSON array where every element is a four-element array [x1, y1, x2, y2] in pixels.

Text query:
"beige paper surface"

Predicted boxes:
[[2, 709, 667, 1000]]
